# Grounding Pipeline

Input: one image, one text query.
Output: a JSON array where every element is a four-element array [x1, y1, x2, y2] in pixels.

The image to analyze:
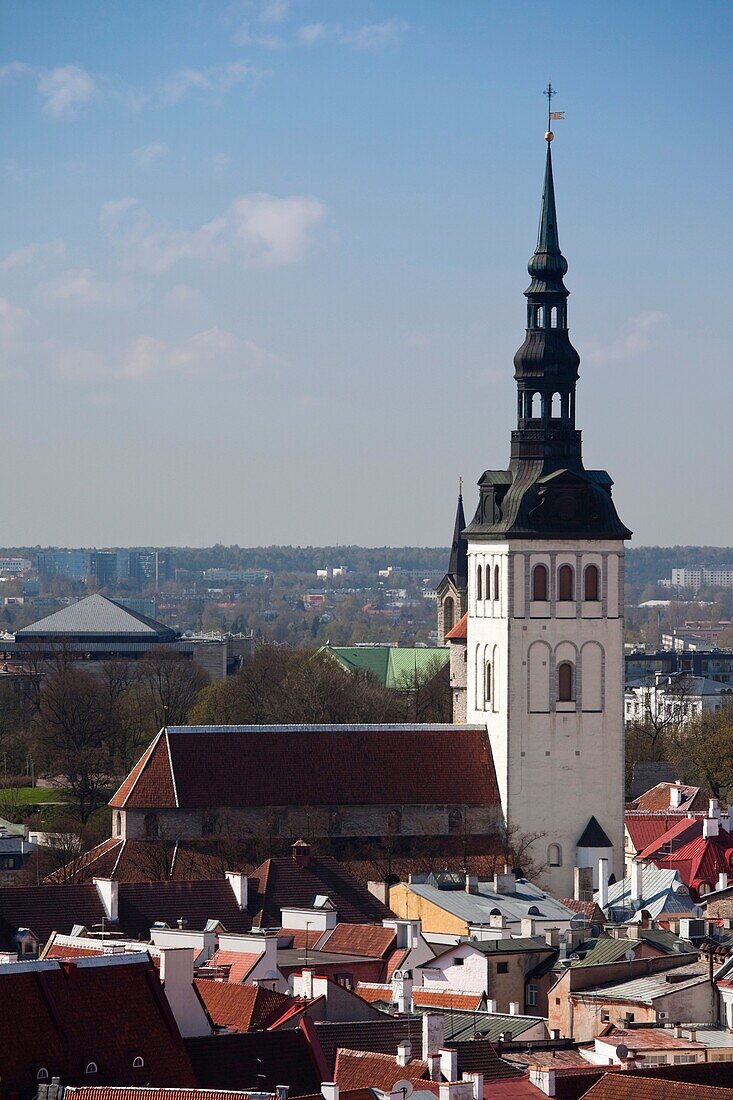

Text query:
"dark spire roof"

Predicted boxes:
[[577, 816, 613, 849], [528, 142, 568, 289], [448, 491, 468, 584]]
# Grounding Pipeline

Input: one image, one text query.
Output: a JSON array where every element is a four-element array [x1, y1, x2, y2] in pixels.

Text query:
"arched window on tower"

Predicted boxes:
[[493, 563, 500, 601], [551, 392, 562, 419], [444, 595, 454, 633], [558, 564, 574, 602], [584, 564, 600, 602], [530, 392, 541, 419], [550, 306, 558, 328], [557, 662, 575, 702], [534, 305, 544, 327], [448, 808, 463, 834], [547, 843, 562, 867], [476, 566, 482, 602], [532, 563, 548, 601], [485, 661, 492, 703], [115, 811, 122, 837]]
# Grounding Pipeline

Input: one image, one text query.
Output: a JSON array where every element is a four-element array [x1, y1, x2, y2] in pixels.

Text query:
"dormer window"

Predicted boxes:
[[132, 1056, 145, 1069], [37, 1069, 49, 1081], [86, 1062, 98, 1075]]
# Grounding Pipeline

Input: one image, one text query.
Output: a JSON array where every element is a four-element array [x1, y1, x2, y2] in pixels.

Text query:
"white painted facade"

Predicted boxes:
[[466, 538, 626, 896]]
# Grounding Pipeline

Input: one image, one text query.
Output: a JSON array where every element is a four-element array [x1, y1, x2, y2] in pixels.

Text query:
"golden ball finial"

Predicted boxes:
[[545, 130, 554, 142]]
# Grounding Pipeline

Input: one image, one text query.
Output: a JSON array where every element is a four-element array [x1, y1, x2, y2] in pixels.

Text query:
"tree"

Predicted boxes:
[[128, 648, 209, 730], [668, 707, 733, 801]]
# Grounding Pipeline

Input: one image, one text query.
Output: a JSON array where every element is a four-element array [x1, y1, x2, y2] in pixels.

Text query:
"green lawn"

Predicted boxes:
[[0, 787, 69, 804]]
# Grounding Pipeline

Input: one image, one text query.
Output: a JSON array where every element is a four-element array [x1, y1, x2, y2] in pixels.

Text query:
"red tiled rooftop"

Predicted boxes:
[[580, 1076, 733, 1099], [445, 612, 468, 640], [204, 950, 261, 984], [627, 783, 706, 814], [625, 813, 693, 853], [334, 1048, 429, 1089], [194, 978, 295, 1031], [67, 1090, 265, 1100], [320, 923, 396, 959]]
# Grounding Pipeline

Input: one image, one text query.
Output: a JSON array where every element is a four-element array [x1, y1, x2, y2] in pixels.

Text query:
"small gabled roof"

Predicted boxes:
[[16, 593, 177, 641], [445, 611, 468, 641], [577, 816, 613, 848]]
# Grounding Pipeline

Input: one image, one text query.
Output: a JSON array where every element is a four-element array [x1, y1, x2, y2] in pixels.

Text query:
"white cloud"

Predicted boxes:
[[54, 346, 110, 381], [260, 0, 290, 23], [39, 268, 130, 307], [102, 192, 326, 273], [164, 283, 204, 309], [0, 298, 28, 338], [585, 311, 667, 364], [161, 60, 263, 103], [132, 142, 168, 166], [207, 152, 232, 174], [119, 328, 275, 380], [0, 61, 32, 80], [298, 23, 327, 45], [0, 239, 65, 270], [296, 19, 407, 50], [37, 65, 95, 118]]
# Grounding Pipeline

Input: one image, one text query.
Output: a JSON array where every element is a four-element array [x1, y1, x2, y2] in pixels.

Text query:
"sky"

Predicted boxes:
[[1, 0, 732, 549]]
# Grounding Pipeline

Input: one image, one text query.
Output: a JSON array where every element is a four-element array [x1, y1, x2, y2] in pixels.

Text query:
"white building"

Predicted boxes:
[[625, 674, 733, 727]]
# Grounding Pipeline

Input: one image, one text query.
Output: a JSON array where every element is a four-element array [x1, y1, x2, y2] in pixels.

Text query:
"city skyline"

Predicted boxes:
[[1, 1, 731, 547]]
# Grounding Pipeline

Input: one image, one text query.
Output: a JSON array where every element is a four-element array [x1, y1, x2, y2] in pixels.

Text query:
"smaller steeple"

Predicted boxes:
[[436, 483, 469, 644], [447, 481, 468, 587]]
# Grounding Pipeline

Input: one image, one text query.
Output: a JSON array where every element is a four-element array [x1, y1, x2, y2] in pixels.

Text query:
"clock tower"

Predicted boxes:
[[464, 129, 631, 896]]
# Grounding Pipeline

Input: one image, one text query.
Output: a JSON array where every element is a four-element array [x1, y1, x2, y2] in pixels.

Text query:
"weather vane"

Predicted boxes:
[[544, 82, 565, 142]]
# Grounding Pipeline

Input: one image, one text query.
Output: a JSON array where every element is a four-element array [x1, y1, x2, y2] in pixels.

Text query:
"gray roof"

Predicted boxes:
[[578, 962, 708, 1004], [598, 866, 700, 922], [406, 879, 577, 926], [412, 1007, 542, 1043], [16, 594, 176, 640]]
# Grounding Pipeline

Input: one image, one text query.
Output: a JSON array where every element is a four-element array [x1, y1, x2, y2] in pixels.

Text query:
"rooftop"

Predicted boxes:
[[16, 593, 177, 641]]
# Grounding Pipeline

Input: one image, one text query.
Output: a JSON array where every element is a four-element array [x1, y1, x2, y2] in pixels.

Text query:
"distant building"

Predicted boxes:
[[129, 550, 176, 589], [625, 673, 733, 726], [37, 549, 91, 581], [0, 558, 31, 576], [318, 644, 449, 688], [668, 566, 733, 592]]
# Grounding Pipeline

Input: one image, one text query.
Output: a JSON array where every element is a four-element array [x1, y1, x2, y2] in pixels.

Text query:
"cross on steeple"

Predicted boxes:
[[544, 82, 556, 133]]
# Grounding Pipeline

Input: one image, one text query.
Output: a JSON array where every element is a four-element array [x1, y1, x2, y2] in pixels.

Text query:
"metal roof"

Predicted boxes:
[[16, 594, 176, 640], [319, 645, 449, 688], [598, 866, 700, 921], [577, 962, 707, 1004], [405, 879, 577, 925]]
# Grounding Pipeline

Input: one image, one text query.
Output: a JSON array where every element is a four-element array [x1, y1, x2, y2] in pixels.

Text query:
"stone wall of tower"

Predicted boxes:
[[436, 578, 466, 645], [466, 539, 625, 897]]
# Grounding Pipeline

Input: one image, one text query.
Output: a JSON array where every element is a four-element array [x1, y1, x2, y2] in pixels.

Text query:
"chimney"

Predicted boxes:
[[299, 969, 314, 999], [391, 969, 413, 1013], [465, 874, 479, 894], [462, 1072, 483, 1100], [509, 1002, 519, 1015], [718, 872, 729, 892], [397, 1040, 411, 1067], [521, 917, 536, 938], [670, 785, 684, 809], [292, 840, 311, 868], [689, 1027, 697, 1043], [574, 866, 593, 902], [704, 817, 720, 839], [626, 924, 640, 940], [422, 1013, 445, 1060], [321, 1086, 338, 1100], [427, 1054, 441, 1081], [551, 1029, 560, 1041], [673, 1024, 682, 1038], [93, 878, 119, 922], [226, 871, 248, 909], [630, 862, 643, 904], [545, 928, 560, 948], [277, 1088, 289, 1100], [486, 998, 497, 1013], [493, 870, 516, 895], [177, 917, 187, 930], [598, 858, 609, 909], [710, 799, 720, 819], [439, 1048, 458, 1083]]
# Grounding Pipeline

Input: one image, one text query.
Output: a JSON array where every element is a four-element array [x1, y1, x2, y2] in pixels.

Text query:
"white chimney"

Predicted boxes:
[[427, 1055, 441, 1081], [670, 785, 684, 809], [276, 1088, 289, 1100], [422, 1013, 445, 1060], [598, 859, 609, 909], [630, 862, 643, 904], [509, 1002, 519, 1015], [465, 874, 479, 895], [93, 878, 119, 922], [462, 1073, 483, 1100], [158, 947, 210, 1037], [718, 872, 729, 892], [391, 969, 413, 1014], [299, 969, 314, 999], [709, 799, 720, 820], [485, 998, 497, 1013], [545, 928, 560, 948], [521, 918, 536, 938], [397, 1040, 411, 1067], [439, 1049, 458, 1083], [225, 871, 248, 909], [321, 1085, 339, 1100], [704, 817, 720, 839]]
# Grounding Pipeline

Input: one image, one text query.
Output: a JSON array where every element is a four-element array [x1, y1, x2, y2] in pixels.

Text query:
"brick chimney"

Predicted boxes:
[[292, 840, 311, 869]]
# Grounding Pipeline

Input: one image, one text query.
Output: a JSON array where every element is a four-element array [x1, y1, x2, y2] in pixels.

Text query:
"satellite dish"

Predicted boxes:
[[625, 947, 635, 962], [391, 1082, 414, 1099], [615, 1044, 629, 1061]]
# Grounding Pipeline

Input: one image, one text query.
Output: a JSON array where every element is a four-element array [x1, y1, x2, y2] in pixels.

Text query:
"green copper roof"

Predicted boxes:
[[320, 645, 449, 689]]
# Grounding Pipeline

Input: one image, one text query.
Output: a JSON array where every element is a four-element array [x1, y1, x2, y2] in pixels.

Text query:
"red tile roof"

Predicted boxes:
[[334, 1049, 429, 1089], [111, 725, 499, 809], [204, 951, 261, 984], [320, 923, 396, 959], [627, 783, 707, 813], [48, 838, 245, 885], [557, 900, 605, 922], [194, 979, 296, 1031], [384, 946, 410, 977], [580, 1076, 733, 1099], [315, 1018, 423, 1075], [354, 985, 486, 1012], [0, 955, 196, 1092], [184, 1028, 323, 1095], [249, 855, 394, 927], [67, 1091, 264, 1100], [445, 612, 468, 640]]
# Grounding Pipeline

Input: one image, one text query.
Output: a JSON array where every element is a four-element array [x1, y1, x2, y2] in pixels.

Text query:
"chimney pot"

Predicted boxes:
[[397, 1040, 411, 1067], [292, 839, 311, 868], [704, 817, 720, 839], [509, 1002, 519, 1015]]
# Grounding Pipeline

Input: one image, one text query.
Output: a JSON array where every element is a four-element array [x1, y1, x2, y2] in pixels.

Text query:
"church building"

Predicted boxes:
[[438, 129, 631, 896]]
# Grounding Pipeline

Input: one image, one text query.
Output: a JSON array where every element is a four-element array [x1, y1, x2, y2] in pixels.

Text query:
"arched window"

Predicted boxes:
[[530, 392, 541, 419], [476, 567, 482, 602], [485, 661, 492, 703], [493, 564, 499, 601], [558, 564, 574, 602], [584, 564, 600, 601], [143, 812, 158, 839], [132, 1057, 145, 1069], [551, 392, 562, 419], [115, 811, 122, 836], [448, 808, 463, 834], [37, 1069, 49, 1082], [86, 1063, 98, 1076], [547, 844, 562, 867], [387, 809, 402, 834], [550, 306, 558, 328], [532, 563, 548, 601], [444, 595, 455, 632], [557, 662, 574, 702], [535, 305, 544, 327]]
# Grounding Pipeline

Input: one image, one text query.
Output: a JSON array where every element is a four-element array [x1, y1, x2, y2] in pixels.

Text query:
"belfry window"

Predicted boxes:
[[550, 306, 558, 328], [444, 595, 455, 633], [557, 662, 574, 702], [534, 305, 544, 327], [558, 564, 574, 601], [485, 661, 492, 703], [532, 564, 548, 601], [493, 564, 500, 600], [584, 564, 600, 601], [476, 567, 482, 602], [551, 392, 562, 419], [548, 843, 562, 867]]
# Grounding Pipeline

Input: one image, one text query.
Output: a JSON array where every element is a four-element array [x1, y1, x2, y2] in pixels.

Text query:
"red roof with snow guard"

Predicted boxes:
[[638, 817, 733, 894]]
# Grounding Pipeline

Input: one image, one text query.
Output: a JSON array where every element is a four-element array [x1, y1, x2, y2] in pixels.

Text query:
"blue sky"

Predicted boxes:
[[1, 0, 731, 548]]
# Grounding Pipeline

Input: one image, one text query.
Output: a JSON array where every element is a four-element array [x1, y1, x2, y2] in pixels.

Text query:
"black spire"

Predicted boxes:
[[447, 488, 468, 585], [464, 125, 631, 544]]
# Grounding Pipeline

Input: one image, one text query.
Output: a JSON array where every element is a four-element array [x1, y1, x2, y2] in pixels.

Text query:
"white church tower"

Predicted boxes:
[[464, 123, 631, 897]]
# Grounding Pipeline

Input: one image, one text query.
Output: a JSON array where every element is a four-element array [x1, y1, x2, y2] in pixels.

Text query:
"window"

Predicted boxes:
[[551, 392, 562, 419], [550, 306, 558, 328], [535, 305, 544, 327], [448, 808, 463, 834], [132, 1057, 145, 1069], [494, 564, 500, 600], [584, 564, 600, 602], [37, 1069, 49, 1082], [530, 392, 541, 418], [485, 661, 492, 703], [453, 956, 465, 966], [328, 809, 341, 835], [527, 984, 538, 1007], [547, 843, 562, 867], [496, 962, 509, 974], [387, 809, 402, 834], [115, 811, 122, 836], [476, 567, 482, 601], [557, 662, 574, 702], [532, 563, 548, 601], [143, 812, 158, 839], [86, 1063, 98, 1076], [601, 1010, 610, 1023], [558, 564, 574, 601], [201, 811, 219, 836], [444, 595, 455, 633], [674, 1055, 697, 1065], [335, 973, 353, 989]]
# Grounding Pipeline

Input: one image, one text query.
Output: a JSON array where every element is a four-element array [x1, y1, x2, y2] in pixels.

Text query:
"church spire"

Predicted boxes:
[[447, 482, 467, 585]]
